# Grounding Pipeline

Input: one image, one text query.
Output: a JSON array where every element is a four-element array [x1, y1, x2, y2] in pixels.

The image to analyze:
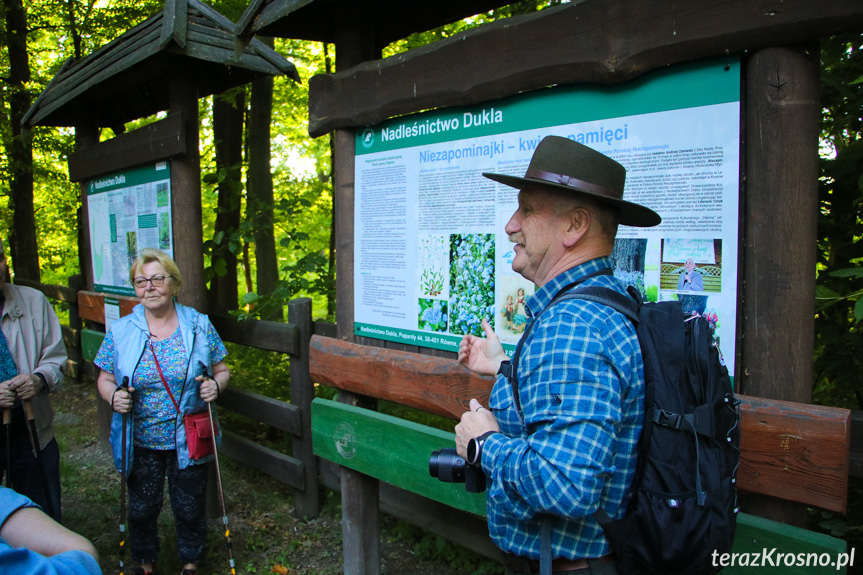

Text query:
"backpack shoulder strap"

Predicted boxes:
[[556, 285, 641, 325], [501, 269, 635, 414]]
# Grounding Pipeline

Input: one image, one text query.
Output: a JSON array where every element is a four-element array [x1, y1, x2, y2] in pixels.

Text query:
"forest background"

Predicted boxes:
[[0, 0, 862, 561]]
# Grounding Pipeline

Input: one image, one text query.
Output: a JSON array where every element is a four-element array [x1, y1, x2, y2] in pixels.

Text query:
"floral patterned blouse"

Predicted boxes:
[[94, 323, 227, 450]]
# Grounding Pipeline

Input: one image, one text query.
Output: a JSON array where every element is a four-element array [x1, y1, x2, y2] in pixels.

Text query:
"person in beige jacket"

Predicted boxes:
[[0, 238, 67, 521]]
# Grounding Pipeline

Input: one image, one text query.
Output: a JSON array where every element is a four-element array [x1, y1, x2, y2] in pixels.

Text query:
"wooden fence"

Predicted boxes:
[[309, 336, 853, 574], [16, 276, 335, 519]]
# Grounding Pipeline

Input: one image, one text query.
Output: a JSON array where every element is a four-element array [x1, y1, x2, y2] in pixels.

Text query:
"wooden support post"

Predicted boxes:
[[739, 42, 821, 525], [67, 275, 83, 332], [289, 297, 320, 519], [332, 11, 383, 565], [338, 392, 381, 575], [334, 123, 380, 574], [168, 63, 205, 312], [65, 275, 84, 381], [74, 121, 99, 292]]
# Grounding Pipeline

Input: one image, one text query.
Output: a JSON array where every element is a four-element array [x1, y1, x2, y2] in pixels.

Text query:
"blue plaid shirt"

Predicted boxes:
[[481, 257, 645, 560]]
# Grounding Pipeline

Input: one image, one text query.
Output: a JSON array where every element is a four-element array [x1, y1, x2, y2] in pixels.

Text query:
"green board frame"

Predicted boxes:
[[312, 397, 486, 516]]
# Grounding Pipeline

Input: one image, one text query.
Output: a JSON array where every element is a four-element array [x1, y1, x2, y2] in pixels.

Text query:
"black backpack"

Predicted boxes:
[[503, 274, 740, 575]]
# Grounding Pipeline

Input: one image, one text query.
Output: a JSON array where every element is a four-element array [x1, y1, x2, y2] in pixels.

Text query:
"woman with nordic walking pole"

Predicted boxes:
[[96, 249, 230, 575]]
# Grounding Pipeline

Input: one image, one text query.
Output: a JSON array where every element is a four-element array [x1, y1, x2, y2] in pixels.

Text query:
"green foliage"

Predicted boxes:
[[813, 34, 863, 410], [0, 0, 164, 283], [223, 341, 293, 400]]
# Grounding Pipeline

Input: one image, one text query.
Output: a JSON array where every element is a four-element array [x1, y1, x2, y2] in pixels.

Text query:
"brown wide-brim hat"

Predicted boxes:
[[483, 135, 661, 227]]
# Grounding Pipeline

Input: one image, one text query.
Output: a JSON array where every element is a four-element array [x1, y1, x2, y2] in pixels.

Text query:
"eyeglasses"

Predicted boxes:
[[133, 275, 171, 288]]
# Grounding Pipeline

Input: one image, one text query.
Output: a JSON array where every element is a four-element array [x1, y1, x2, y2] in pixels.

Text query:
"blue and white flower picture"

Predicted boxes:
[[448, 233, 495, 337], [418, 298, 448, 332]]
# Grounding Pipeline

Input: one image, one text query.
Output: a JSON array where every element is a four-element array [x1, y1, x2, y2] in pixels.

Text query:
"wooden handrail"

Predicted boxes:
[[309, 335, 851, 513], [310, 335, 491, 420]]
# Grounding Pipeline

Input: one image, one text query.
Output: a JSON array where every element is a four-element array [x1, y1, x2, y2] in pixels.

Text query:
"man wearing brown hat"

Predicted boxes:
[[455, 135, 660, 574]]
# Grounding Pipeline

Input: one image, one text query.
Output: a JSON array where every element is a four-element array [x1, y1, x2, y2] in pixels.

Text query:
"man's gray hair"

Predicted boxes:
[[551, 190, 620, 241]]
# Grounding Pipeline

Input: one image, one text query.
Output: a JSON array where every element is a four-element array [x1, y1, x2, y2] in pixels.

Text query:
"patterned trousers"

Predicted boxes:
[[127, 446, 209, 564]]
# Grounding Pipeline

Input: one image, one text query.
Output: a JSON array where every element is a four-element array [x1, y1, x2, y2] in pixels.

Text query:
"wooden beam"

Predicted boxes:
[[737, 394, 849, 514], [219, 429, 305, 491], [309, 337, 851, 512], [77, 291, 138, 324], [68, 113, 187, 182], [169, 60, 206, 312], [334, 128, 356, 341], [310, 335, 492, 420], [209, 313, 299, 355], [218, 387, 301, 436], [76, 120, 99, 292], [312, 398, 487, 516], [74, 292, 303, 356], [234, 0, 268, 38], [737, 44, 822, 525], [738, 44, 820, 403], [160, 0, 188, 50], [307, 0, 863, 136], [289, 298, 320, 518], [13, 278, 79, 303]]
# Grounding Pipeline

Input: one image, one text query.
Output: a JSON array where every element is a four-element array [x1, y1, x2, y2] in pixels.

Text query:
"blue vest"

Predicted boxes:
[[108, 302, 220, 474]]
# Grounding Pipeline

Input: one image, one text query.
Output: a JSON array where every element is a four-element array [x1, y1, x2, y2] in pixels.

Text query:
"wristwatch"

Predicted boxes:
[[467, 431, 496, 467]]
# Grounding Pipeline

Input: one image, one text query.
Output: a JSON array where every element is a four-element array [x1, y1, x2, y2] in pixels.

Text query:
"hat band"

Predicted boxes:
[[525, 169, 621, 201]]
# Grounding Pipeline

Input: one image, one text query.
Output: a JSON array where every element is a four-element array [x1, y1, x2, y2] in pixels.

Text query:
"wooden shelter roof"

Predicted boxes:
[[24, 0, 299, 130], [235, 0, 508, 52]]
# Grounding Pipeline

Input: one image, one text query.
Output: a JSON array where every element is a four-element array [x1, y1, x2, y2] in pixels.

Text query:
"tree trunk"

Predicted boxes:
[[4, 0, 39, 281], [247, 67, 281, 319], [207, 88, 245, 313], [325, 41, 337, 320]]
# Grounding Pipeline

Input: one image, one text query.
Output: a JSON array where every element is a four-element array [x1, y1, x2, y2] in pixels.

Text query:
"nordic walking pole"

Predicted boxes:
[[3, 408, 10, 487], [202, 364, 235, 575], [118, 376, 130, 575], [22, 398, 55, 519]]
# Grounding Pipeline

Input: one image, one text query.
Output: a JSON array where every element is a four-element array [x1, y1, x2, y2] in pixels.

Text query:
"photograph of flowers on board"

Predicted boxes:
[[448, 233, 495, 337], [418, 234, 450, 333]]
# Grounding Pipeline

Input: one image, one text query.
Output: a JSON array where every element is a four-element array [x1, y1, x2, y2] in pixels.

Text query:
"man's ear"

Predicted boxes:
[[562, 207, 590, 248]]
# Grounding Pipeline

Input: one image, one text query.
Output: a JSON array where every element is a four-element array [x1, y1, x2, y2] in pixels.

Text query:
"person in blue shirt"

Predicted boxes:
[[0, 485, 101, 574], [455, 136, 661, 575]]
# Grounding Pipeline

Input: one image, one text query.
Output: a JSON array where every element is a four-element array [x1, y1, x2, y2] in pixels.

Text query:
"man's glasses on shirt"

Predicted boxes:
[[133, 275, 171, 288]]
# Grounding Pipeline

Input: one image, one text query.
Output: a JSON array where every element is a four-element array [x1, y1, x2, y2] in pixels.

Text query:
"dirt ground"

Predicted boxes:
[[52, 380, 501, 575]]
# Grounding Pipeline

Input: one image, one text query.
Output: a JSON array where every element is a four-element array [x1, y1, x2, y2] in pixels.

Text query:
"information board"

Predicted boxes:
[[354, 58, 740, 374], [87, 162, 173, 296]]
